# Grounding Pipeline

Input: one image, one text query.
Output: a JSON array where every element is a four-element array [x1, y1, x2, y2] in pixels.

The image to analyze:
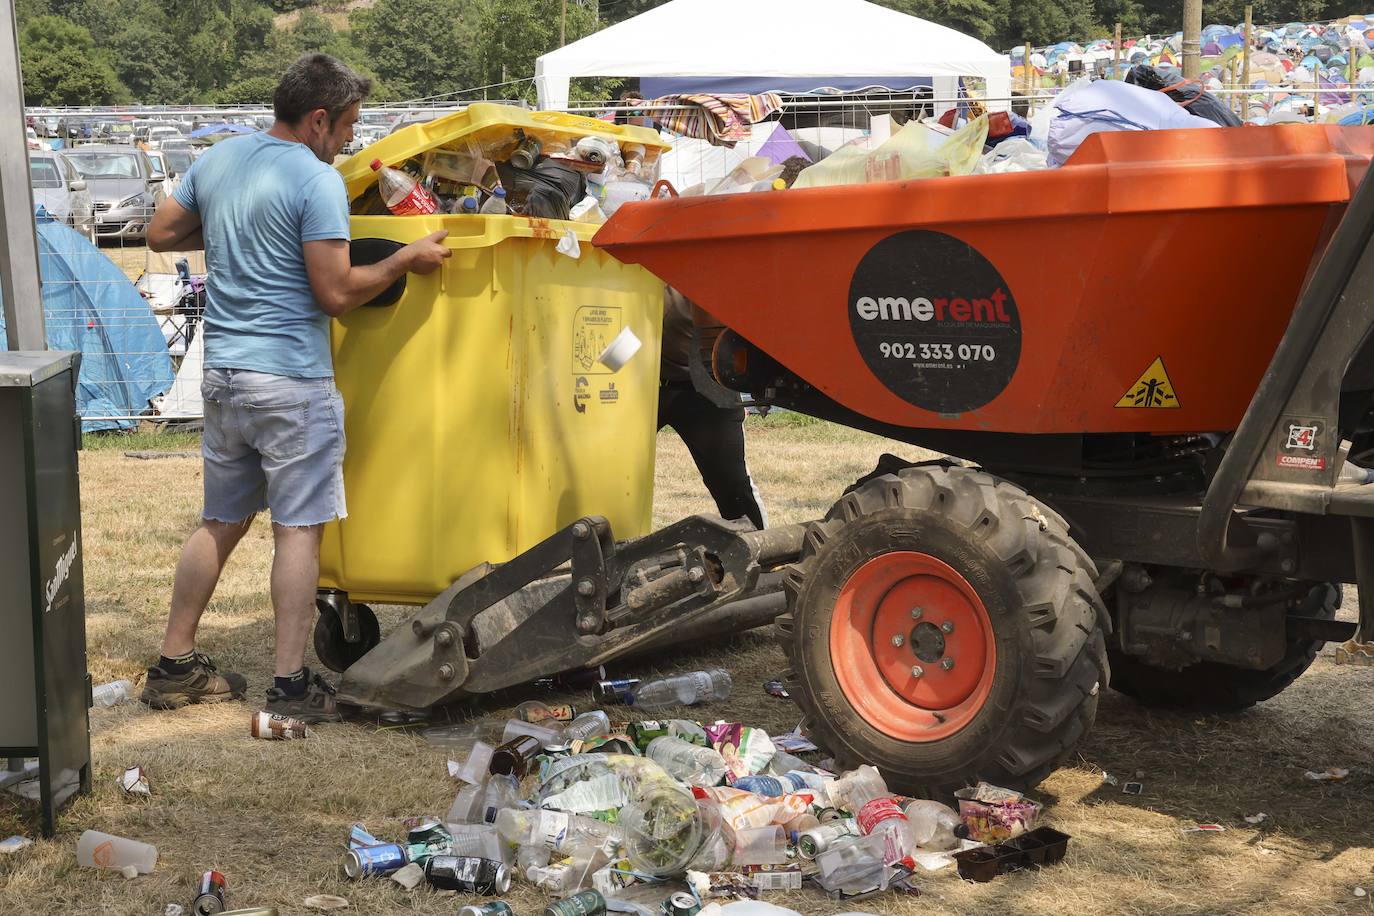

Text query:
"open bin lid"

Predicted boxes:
[[336, 102, 669, 202]]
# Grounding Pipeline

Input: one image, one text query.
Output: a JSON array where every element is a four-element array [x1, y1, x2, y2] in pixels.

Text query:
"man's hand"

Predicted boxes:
[[404, 230, 450, 275]]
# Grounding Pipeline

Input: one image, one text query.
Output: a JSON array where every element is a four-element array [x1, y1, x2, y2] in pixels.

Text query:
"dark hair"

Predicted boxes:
[[273, 54, 372, 125]]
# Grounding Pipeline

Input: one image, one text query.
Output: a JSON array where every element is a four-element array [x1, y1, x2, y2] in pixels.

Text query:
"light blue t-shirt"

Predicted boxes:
[[173, 132, 349, 378]]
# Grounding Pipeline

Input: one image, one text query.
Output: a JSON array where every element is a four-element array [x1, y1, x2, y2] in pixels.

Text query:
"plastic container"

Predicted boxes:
[[447, 823, 509, 863], [629, 669, 732, 708], [645, 735, 728, 788], [448, 780, 487, 825], [481, 775, 520, 824], [480, 187, 508, 215], [501, 718, 562, 748], [76, 830, 157, 874], [495, 807, 621, 854]]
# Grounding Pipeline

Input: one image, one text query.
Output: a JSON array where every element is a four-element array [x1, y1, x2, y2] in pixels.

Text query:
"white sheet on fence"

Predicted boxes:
[[157, 331, 203, 419]]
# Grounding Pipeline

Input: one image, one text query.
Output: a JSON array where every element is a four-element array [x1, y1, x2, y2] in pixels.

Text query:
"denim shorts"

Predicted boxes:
[[200, 368, 347, 527]]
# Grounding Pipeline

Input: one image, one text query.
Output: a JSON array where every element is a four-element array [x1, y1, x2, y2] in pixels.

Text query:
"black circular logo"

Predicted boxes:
[[848, 230, 1021, 415]]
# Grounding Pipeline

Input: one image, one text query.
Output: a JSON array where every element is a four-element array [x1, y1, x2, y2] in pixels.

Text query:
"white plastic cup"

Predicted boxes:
[[453, 741, 494, 785], [730, 825, 789, 865], [76, 830, 157, 874], [597, 326, 642, 371]]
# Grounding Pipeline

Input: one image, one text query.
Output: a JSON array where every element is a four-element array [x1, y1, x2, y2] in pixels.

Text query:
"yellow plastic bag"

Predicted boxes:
[[793, 114, 990, 189]]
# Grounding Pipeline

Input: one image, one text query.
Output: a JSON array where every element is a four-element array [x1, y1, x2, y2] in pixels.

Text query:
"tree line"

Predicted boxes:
[[15, 0, 1361, 107]]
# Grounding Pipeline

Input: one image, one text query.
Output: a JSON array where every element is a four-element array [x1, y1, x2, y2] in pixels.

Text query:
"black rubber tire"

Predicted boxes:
[[777, 465, 1110, 797], [313, 601, 381, 673], [1107, 582, 1339, 712]]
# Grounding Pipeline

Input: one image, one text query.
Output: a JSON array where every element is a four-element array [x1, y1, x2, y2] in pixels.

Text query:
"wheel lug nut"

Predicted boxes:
[[941, 620, 954, 633], [891, 634, 904, 647], [576, 579, 596, 597], [941, 657, 955, 670], [911, 665, 924, 678], [911, 607, 923, 619]]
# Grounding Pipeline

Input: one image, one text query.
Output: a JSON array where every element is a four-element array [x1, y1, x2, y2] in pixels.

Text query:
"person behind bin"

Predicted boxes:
[[658, 288, 768, 531], [139, 54, 451, 722]]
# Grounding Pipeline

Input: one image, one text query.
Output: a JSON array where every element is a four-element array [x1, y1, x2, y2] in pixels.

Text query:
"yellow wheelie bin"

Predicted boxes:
[[318, 105, 669, 613]]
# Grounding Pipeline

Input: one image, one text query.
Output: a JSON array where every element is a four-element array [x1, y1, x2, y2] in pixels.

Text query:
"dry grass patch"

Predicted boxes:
[[1, 418, 1372, 915]]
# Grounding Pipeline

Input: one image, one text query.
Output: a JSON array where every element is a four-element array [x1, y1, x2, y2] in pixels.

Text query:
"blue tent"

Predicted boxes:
[[0, 210, 173, 430]]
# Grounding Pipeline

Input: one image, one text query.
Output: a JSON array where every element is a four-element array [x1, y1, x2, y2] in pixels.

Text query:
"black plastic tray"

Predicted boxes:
[[954, 826, 1071, 882]]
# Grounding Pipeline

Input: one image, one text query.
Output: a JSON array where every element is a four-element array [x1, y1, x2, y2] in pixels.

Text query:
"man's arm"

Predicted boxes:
[[147, 196, 204, 252], [303, 230, 451, 319]]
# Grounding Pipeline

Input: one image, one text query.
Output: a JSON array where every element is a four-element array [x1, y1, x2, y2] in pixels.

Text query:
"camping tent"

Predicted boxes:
[[534, 0, 1011, 112], [0, 209, 174, 431]]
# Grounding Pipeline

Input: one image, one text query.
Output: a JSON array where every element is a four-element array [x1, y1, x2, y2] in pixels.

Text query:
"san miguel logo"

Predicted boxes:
[[849, 230, 1021, 414]]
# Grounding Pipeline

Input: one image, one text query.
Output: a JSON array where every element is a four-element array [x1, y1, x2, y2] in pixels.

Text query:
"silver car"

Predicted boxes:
[[29, 150, 95, 241], [61, 146, 166, 242]]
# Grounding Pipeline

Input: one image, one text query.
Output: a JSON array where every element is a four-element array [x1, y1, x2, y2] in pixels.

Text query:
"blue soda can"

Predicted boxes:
[[593, 678, 640, 705], [343, 843, 408, 878], [349, 824, 381, 848], [732, 775, 788, 796]]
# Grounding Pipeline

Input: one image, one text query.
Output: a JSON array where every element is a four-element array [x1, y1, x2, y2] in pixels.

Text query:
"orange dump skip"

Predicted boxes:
[[595, 125, 1374, 435]]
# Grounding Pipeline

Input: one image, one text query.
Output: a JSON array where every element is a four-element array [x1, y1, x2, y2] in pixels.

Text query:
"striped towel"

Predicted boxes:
[[651, 93, 784, 146]]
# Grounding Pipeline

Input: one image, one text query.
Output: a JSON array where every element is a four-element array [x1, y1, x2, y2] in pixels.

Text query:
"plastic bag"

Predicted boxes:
[[1124, 64, 1242, 126], [495, 157, 585, 220], [973, 138, 1049, 174], [792, 115, 989, 189]]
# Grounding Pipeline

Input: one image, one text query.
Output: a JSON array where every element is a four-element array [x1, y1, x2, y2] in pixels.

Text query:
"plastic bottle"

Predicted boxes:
[[645, 735, 728, 787], [562, 710, 611, 743], [825, 765, 887, 812], [856, 796, 916, 867], [480, 187, 508, 215], [494, 808, 621, 854], [459, 196, 479, 214], [814, 833, 885, 893], [370, 159, 438, 215], [628, 669, 732, 708], [764, 750, 813, 777], [76, 830, 158, 874], [667, 719, 709, 745], [91, 679, 134, 707], [731, 775, 788, 797], [1339, 461, 1374, 484], [902, 799, 968, 850]]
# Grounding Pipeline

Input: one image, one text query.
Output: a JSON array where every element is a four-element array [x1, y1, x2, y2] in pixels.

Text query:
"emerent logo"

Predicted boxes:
[[44, 538, 78, 615], [854, 289, 1014, 324]]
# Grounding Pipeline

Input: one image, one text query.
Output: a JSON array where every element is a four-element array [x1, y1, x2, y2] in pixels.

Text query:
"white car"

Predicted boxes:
[[29, 150, 95, 240], [147, 126, 186, 149]]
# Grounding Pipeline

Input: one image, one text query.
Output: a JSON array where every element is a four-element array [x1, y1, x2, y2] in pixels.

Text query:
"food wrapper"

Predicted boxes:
[[707, 724, 775, 781], [118, 765, 150, 797], [696, 787, 815, 832]]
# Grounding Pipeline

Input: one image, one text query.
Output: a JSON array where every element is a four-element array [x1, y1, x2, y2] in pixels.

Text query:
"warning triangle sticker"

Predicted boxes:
[[1115, 357, 1180, 409]]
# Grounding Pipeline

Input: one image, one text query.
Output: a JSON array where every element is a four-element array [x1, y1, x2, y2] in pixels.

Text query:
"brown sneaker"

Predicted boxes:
[[140, 653, 248, 709], [263, 668, 342, 724]]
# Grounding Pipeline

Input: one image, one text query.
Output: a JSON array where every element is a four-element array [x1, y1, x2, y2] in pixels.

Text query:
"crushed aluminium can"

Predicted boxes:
[[423, 855, 511, 894], [191, 870, 226, 914], [459, 904, 515, 916], [343, 843, 408, 879], [661, 891, 701, 916], [593, 678, 640, 705], [249, 711, 310, 740], [118, 765, 151, 797], [543, 890, 608, 916], [349, 823, 380, 848]]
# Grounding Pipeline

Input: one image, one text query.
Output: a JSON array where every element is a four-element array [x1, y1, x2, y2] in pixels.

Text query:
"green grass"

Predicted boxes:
[[82, 427, 202, 452]]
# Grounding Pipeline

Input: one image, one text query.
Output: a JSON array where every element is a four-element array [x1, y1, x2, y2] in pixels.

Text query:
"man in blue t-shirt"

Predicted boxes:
[[140, 54, 449, 722]]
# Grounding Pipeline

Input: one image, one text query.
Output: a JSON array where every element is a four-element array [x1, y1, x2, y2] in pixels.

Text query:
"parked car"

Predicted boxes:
[[147, 126, 185, 149], [60, 146, 166, 242], [26, 126, 42, 150], [161, 146, 195, 179], [29, 150, 95, 241]]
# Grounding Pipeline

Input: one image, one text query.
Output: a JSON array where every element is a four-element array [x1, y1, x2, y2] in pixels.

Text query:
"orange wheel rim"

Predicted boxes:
[[829, 551, 996, 741]]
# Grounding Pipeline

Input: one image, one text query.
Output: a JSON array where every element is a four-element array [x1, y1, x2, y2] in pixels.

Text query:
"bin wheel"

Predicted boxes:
[[776, 464, 1110, 797], [313, 601, 380, 673], [1108, 582, 1338, 711]]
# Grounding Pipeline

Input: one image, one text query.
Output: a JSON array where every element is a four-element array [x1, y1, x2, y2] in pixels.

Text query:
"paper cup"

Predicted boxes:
[[597, 326, 642, 371]]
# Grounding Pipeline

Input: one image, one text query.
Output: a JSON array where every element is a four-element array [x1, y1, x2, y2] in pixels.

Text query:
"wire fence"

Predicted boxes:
[[19, 82, 1374, 427]]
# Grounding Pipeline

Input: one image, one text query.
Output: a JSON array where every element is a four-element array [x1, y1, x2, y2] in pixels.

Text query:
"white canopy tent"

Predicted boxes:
[[535, 0, 1011, 112]]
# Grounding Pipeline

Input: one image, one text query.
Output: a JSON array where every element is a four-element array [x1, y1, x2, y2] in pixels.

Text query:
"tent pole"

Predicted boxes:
[[0, 0, 45, 351], [1242, 6, 1252, 122], [1182, 0, 1202, 79], [1114, 22, 1122, 79]]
